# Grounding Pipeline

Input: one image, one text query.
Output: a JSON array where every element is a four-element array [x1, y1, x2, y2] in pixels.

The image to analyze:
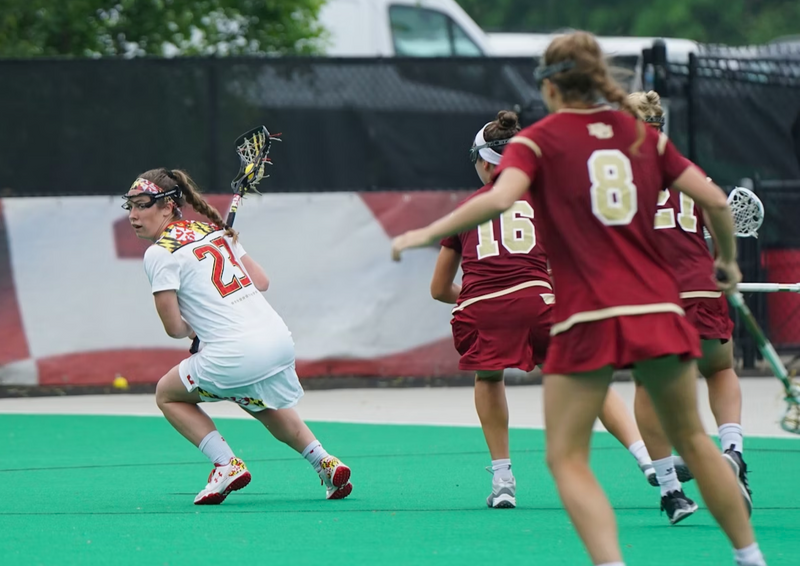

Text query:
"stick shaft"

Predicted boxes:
[[738, 283, 800, 293]]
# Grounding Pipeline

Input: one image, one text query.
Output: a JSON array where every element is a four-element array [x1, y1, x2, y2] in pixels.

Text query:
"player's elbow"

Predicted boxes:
[[430, 286, 449, 303], [253, 275, 270, 292], [701, 186, 729, 213], [164, 324, 185, 339]]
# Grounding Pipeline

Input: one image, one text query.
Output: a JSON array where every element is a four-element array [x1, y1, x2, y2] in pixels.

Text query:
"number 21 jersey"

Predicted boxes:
[[143, 220, 294, 382]]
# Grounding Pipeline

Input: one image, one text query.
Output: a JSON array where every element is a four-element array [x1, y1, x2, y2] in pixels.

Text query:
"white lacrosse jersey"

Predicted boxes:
[[143, 220, 295, 388]]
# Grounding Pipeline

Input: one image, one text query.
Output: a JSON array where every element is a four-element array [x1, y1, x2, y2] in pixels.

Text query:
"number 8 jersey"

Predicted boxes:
[[494, 107, 692, 337], [143, 220, 295, 387]]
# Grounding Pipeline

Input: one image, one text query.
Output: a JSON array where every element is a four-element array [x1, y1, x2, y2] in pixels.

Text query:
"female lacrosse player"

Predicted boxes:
[[125, 168, 352, 504], [628, 90, 752, 523], [394, 31, 765, 566], [432, 110, 660, 509]]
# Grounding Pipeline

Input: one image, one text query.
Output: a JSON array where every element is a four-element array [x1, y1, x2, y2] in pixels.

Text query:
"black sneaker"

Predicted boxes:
[[660, 490, 698, 525], [671, 455, 694, 483], [723, 445, 753, 517]]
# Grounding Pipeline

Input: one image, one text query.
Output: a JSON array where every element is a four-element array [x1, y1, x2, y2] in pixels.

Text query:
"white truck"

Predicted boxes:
[[318, 0, 698, 63]]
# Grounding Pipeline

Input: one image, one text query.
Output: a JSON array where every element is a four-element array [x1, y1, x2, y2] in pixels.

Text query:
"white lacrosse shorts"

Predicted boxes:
[[178, 362, 304, 412]]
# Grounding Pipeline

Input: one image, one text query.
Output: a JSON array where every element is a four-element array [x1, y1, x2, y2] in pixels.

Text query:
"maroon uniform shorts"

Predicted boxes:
[[451, 288, 552, 372], [682, 296, 734, 342], [542, 312, 702, 375]]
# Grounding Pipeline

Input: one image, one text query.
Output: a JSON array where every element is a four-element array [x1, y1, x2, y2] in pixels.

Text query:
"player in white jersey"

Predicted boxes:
[[124, 167, 352, 504]]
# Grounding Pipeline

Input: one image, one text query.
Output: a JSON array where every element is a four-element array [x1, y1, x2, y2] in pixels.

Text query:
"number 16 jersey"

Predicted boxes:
[[440, 184, 552, 308], [143, 220, 295, 387]]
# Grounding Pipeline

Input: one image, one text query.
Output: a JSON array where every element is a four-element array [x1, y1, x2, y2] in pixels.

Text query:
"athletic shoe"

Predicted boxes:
[[671, 455, 694, 483], [318, 455, 352, 500], [723, 445, 753, 517], [641, 463, 658, 487], [660, 489, 698, 525], [486, 475, 516, 508], [194, 457, 251, 505]]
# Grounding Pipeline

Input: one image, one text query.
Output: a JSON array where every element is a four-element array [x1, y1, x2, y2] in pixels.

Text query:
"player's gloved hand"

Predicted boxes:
[[714, 259, 742, 293], [189, 336, 201, 355]]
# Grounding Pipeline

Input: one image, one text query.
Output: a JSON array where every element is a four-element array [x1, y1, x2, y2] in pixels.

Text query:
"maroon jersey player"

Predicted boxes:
[[393, 31, 764, 566], [628, 90, 752, 522], [431, 111, 664, 510]]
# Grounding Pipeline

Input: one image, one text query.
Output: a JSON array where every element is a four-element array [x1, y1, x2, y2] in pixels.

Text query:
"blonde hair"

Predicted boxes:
[[544, 31, 646, 153], [137, 168, 238, 241], [627, 91, 664, 122]]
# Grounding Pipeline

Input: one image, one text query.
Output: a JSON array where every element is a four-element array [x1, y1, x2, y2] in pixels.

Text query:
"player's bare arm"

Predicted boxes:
[[392, 168, 529, 261], [153, 290, 194, 339], [430, 247, 462, 304], [241, 254, 270, 292]]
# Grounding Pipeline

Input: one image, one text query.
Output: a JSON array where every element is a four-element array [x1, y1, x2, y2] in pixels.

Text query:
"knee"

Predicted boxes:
[[545, 446, 588, 475], [154, 377, 171, 411]]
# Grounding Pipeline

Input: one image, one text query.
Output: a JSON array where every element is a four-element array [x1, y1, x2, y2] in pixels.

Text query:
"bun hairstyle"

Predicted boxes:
[[627, 90, 664, 121], [542, 31, 646, 152], [138, 168, 238, 241], [483, 110, 521, 143]]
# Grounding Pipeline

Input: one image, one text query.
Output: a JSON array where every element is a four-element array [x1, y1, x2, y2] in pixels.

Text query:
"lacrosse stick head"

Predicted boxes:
[[781, 382, 800, 434], [728, 186, 764, 238], [230, 125, 281, 194]]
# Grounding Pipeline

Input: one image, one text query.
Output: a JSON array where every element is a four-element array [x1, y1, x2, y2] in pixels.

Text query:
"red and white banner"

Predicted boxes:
[[0, 192, 474, 386]]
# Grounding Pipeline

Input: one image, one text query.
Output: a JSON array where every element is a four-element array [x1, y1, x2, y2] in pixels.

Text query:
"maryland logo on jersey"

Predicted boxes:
[[156, 220, 218, 253]]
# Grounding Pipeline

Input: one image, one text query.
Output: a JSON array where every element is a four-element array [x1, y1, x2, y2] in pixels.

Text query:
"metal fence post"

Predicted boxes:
[[686, 52, 698, 164]]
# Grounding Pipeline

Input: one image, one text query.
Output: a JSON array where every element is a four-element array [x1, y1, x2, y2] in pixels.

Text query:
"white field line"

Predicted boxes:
[[1, 379, 798, 439]]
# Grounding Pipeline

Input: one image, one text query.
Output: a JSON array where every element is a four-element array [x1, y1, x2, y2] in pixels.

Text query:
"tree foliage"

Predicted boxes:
[[0, 0, 326, 57], [457, 0, 800, 46]]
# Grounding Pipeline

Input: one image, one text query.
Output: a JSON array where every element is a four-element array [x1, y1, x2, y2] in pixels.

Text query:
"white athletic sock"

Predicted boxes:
[[627, 440, 653, 468], [302, 440, 329, 472], [491, 458, 513, 481], [734, 542, 766, 566], [653, 456, 682, 495], [596, 562, 625, 566], [719, 423, 744, 453], [198, 430, 235, 466]]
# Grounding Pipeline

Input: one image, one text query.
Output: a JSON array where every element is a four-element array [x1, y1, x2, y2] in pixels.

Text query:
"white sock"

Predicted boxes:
[[302, 440, 329, 472], [597, 562, 625, 566], [719, 423, 744, 453], [653, 456, 682, 495], [628, 440, 652, 468], [491, 458, 513, 481], [734, 542, 766, 566], [198, 430, 235, 466]]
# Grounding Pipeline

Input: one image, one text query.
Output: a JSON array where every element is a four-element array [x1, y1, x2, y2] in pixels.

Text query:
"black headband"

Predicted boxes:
[[469, 138, 511, 164], [534, 60, 577, 87]]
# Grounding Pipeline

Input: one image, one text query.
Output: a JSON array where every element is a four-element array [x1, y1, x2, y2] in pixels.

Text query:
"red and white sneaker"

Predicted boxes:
[[318, 456, 352, 500], [194, 457, 251, 505]]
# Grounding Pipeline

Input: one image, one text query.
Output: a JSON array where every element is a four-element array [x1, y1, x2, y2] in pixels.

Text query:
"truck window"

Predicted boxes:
[[389, 5, 483, 57]]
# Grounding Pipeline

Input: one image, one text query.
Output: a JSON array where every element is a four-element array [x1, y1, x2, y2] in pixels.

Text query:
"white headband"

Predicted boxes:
[[473, 122, 505, 165]]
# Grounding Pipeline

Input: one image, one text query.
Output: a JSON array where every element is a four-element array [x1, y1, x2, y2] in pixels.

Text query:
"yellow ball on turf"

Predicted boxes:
[[113, 376, 129, 390]]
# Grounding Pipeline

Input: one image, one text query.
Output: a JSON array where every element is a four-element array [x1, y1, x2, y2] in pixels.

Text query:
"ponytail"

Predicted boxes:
[[169, 169, 238, 242]]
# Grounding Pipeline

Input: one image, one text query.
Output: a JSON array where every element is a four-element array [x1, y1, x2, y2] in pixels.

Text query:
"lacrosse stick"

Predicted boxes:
[[704, 186, 765, 239], [720, 284, 800, 434], [189, 125, 281, 354]]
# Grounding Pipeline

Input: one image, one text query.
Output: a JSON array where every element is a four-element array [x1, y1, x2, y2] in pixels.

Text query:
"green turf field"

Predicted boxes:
[[2, 414, 798, 565]]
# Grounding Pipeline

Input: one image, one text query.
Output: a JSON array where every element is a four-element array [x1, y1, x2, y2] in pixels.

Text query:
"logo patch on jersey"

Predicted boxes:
[[156, 220, 217, 253], [587, 123, 614, 140]]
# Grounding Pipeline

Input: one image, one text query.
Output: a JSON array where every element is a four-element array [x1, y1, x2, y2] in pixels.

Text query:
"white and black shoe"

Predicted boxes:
[[660, 489, 698, 525], [723, 445, 753, 517]]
